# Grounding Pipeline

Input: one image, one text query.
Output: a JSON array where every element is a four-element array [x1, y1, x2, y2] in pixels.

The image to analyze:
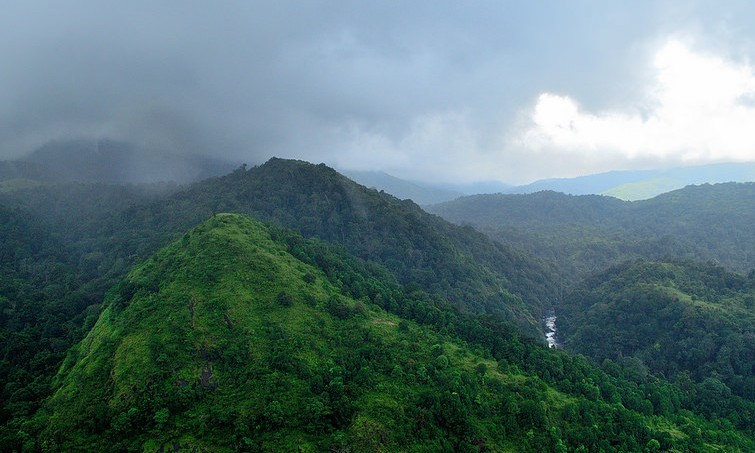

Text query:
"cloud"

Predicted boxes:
[[2, 2, 755, 184], [517, 39, 755, 166]]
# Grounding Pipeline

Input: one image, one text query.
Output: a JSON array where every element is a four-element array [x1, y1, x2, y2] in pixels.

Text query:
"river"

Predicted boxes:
[[543, 310, 560, 348]]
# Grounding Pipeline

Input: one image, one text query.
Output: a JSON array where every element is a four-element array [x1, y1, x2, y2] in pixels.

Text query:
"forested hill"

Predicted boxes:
[[2, 158, 559, 333], [24, 214, 755, 451], [426, 183, 755, 277], [558, 260, 755, 416], [0, 204, 99, 443]]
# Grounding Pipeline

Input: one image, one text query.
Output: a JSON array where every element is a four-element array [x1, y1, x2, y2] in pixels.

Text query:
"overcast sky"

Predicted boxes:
[[3, 1, 755, 184]]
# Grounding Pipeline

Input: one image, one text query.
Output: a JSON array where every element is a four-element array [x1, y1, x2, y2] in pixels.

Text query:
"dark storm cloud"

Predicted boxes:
[[2, 1, 754, 182]]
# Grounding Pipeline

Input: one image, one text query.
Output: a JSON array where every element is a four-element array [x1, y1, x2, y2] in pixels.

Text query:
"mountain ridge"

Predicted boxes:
[[342, 162, 755, 205], [0, 157, 557, 334]]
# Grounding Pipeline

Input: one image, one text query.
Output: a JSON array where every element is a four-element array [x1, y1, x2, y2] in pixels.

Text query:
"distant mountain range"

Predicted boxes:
[[340, 170, 512, 205], [339, 170, 466, 206], [509, 162, 755, 200], [345, 162, 755, 204]]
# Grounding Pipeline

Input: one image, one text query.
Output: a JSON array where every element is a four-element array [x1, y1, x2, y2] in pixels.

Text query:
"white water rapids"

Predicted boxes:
[[543, 311, 560, 348]]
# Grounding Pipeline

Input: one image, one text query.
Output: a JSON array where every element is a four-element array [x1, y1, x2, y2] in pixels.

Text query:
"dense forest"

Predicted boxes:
[[427, 184, 755, 278], [0, 158, 753, 451], [17, 214, 755, 451], [559, 260, 755, 402]]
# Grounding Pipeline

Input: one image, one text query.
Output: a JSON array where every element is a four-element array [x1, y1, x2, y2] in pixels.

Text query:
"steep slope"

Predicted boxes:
[[26, 214, 754, 451], [177, 159, 559, 326], [559, 260, 755, 403], [36, 213, 538, 451]]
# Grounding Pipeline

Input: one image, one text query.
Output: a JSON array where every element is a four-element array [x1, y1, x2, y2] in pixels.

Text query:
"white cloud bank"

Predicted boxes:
[[519, 39, 755, 164], [330, 38, 755, 185]]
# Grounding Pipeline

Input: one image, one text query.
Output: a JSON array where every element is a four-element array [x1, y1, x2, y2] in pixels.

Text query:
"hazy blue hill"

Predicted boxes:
[[509, 170, 659, 196], [341, 169, 464, 205], [603, 162, 755, 200], [339, 162, 755, 202], [506, 162, 755, 200], [25, 214, 754, 451], [602, 176, 686, 201]]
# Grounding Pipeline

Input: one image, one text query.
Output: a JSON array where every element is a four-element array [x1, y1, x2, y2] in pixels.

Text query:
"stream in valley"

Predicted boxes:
[[543, 310, 560, 348]]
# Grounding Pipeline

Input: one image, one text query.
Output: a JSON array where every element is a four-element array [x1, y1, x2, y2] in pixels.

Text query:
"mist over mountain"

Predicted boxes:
[[340, 162, 755, 207], [2, 138, 238, 185]]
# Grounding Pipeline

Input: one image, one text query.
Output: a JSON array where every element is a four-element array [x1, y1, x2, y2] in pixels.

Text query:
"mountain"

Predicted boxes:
[[23, 214, 754, 451], [427, 183, 755, 278], [341, 170, 518, 205], [1, 158, 560, 334], [143, 159, 562, 331], [559, 259, 755, 404], [340, 170, 464, 205], [509, 170, 659, 196], [342, 162, 755, 203], [1, 163, 753, 450], [506, 162, 755, 200], [602, 162, 755, 200], [2, 138, 237, 184]]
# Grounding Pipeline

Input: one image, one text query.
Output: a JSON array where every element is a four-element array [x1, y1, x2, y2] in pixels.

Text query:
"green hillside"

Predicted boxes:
[[559, 260, 755, 403], [602, 177, 682, 201], [21, 214, 754, 451]]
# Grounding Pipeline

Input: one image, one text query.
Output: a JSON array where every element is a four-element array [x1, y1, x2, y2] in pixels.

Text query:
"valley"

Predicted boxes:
[[0, 158, 753, 451]]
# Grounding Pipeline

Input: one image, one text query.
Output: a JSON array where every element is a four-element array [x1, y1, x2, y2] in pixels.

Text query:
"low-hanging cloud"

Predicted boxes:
[[2, 1, 755, 184], [518, 39, 755, 168]]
